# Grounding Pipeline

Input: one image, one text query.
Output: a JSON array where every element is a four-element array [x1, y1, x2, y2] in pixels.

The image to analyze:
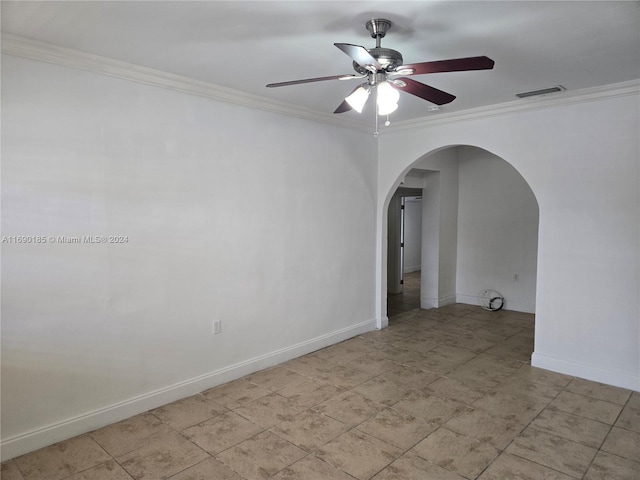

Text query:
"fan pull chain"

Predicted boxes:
[[374, 102, 379, 137]]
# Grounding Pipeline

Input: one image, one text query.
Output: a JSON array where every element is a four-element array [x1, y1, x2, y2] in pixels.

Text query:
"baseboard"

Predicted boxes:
[[403, 265, 421, 273], [420, 295, 456, 309], [0, 318, 377, 461], [437, 294, 457, 308], [531, 352, 640, 392], [420, 296, 438, 309], [456, 293, 535, 314]]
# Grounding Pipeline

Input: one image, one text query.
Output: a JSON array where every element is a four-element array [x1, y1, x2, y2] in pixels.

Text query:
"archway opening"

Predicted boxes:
[[382, 145, 539, 324]]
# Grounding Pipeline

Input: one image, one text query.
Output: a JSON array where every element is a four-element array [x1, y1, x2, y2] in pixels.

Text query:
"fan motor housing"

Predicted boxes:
[[353, 47, 404, 74]]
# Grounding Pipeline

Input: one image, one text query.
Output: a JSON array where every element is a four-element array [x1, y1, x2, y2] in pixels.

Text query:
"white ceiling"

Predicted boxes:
[[2, 1, 639, 125]]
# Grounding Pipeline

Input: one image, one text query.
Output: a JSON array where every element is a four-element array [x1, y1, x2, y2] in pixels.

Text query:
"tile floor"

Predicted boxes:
[[2, 303, 639, 480]]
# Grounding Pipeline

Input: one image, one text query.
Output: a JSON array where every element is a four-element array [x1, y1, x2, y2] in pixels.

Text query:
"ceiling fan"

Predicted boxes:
[[266, 18, 494, 120]]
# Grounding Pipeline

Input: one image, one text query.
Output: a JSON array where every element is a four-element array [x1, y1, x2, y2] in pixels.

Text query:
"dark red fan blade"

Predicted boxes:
[[266, 74, 358, 88], [334, 43, 381, 71], [398, 56, 494, 75], [394, 78, 456, 105]]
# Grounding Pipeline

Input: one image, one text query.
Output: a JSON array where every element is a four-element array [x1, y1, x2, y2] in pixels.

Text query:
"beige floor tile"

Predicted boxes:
[[182, 411, 263, 454], [411, 427, 500, 479], [473, 323, 523, 341], [491, 376, 563, 403], [464, 352, 525, 375], [311, 364, 375, 389], [117, 433, 208, 480], [615, 405, 640, 433], [509, 365, 574, 389], [444, 407, 525, 449], [472, 391, 546, 424], [312, 343, 366, 364], [215, 431, 307, 480], [245, 366, 308, 392], [424, 377, 486, 404], [529, 408, 611, 448], [549, 391, 623, 424], [601, 426, 640, 462], [203, 379, 270, 409], [627, 391, 640, 409], [374, 345, 427, 365], [168, 457, 246, 479], [378, 364, 439, 390], [583, 451, 640, 480], [277, 378, 343, 408], [284, 354, 332, 378], [357, 408, 436, 450], [442, 333, 497, 354], [316, 430, 402, 480], [64, 460, 134, 480], [477, 453, 574, 480], [270, 409, 349, 452], [350, 376, 412, 406], [401, 352, 460, 375], [429, 344, 478, 364], [315, 391, 385, 427], [393, 390, 466, 426], [346, 354, 398, 376], [506, 427, 597, 478], [484, 336, 533, 361], [271, 455, 355, 480], [371, 453, 467, 480], [397, 336, 440, 355], [566, 378, 632, 405], [15, 435, 111, 480], [445, 367, 501, 392], [89, 413, 176, 457], [233, 392, 305, 428], [0, 460, 25, 480], [448, 355, 521, 385], [151, 394, 226, 431]]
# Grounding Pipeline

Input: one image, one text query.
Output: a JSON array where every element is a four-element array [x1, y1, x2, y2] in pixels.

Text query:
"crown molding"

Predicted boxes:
[[1, 33, 370, 133], [386, 79, 640, 133], [3, 33, 638, 135]]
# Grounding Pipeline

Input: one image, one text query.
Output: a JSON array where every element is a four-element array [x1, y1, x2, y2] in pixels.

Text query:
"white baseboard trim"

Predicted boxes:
[[403, 266, 421, 274], [420, 296, 438, 309], [437, 294, 457, 308], [421, 295, 457, 309], [532, 352, 640, 392], [456, 294, 535, 314], [1, 318, 377, 461]]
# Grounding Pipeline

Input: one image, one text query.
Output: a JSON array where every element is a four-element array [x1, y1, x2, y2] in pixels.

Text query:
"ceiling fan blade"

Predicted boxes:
[[334, 43, 381, 72], [266, 73, 361, 88], [397, 56, 494, 76], [393, 77, 456, 105]]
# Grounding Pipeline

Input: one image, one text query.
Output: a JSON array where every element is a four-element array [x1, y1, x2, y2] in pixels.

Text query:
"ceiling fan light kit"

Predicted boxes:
[[266, 18, 494, 134]]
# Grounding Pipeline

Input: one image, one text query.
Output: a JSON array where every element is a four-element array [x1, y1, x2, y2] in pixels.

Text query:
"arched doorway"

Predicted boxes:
[[379, 145, 539, 326]]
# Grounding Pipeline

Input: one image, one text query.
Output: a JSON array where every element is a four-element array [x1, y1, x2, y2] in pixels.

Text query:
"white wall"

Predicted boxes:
[[403, 197, 422, 273], [377, 88, 640, 391], [456, 147, 539, 313], [413, 149, 459, 308], [1, 55, 378, 459]]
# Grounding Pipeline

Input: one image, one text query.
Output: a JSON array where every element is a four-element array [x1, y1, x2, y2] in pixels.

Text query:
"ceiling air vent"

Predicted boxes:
[[516, 85, 566, 98]]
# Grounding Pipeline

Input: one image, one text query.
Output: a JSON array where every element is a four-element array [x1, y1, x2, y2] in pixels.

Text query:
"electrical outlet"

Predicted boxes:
[[213, 320, 222, 335], [514, 274, 519, 282]]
